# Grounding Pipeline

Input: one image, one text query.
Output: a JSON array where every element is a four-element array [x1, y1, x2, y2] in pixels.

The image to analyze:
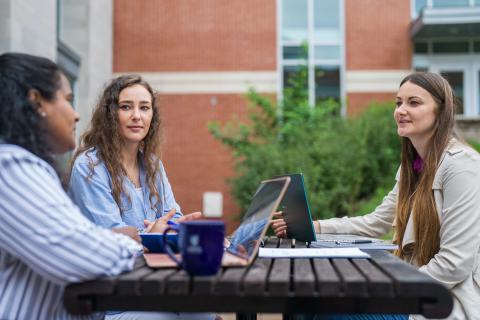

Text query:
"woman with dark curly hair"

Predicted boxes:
[[69, 75, 202, 233], [0, 53, 142, 320]]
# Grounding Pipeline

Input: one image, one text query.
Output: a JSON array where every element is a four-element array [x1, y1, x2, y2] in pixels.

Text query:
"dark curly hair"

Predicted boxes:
[[72, 75, 163, 214], [0, 52, 62, 169]]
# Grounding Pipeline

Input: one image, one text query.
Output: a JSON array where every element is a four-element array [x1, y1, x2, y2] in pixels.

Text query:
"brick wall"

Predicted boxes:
[[347, 92, 395, 116], [114, 0, 276, 72], [159, 94, 249, 232], [345, 0, 412, 114], [345, 0, 412, 70]]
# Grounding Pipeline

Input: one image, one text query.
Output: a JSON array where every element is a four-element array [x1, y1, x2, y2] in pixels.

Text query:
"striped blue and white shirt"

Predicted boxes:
[[0, 144, 142, 320]]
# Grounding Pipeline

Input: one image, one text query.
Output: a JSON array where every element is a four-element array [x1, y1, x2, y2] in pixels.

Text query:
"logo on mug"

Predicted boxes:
[[186, 234, 203, 254]]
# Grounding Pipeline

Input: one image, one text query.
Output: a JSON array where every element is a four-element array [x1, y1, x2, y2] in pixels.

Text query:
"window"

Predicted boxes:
[[414, 42, 428, 54], [280, 0, 343, 107], [432, 41, 470, 53], [474, 41, 480, 53], [440, 71, 464, 114], [282, 0, 308, 42], [315, 66, 340, 103], [415, 0, 427, 16], [432, 0, 469, 7]]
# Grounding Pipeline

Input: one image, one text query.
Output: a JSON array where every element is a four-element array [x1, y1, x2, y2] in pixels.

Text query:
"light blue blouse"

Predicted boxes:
[[69, 148, 182, 229]]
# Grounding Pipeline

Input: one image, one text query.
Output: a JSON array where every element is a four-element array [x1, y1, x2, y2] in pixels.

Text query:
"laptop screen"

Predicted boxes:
[[226, 177, 290, 260]]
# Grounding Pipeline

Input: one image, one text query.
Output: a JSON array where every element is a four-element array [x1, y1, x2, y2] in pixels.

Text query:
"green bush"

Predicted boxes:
[[209, 69, 400, 221], [467, 139, 480, 152]]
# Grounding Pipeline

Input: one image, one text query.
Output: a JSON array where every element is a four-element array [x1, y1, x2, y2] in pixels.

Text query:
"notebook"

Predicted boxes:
[[274, 173, 317, 243], [144, 176, 291, 268]]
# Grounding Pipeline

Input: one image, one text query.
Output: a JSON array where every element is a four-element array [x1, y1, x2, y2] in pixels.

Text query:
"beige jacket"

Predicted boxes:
[[320, 141, 480, 320]]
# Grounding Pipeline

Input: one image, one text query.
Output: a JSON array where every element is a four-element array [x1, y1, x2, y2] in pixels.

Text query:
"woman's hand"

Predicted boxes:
[[271, 211, 288, 238], [178, 211, 202, 222], [144, 209, 203, 233]]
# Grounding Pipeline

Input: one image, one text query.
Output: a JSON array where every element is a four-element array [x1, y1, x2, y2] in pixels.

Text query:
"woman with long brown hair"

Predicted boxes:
[[69, 75, 201, 232], [69, 75, 216, 320], [273, 72, 480, 319]]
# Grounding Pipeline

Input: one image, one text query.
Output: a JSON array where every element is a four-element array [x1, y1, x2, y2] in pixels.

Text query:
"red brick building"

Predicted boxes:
[[113, 0, 480, 231]]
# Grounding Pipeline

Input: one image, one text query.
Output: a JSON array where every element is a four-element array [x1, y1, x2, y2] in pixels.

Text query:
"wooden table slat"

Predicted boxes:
[[267, 237, 292, 295], [215, 267, 248, 294], [351, 259, 394, 297], [192, 273, 221, 295], [367, 250, 453, 318], [312, 259, 341, 296], [63, 276, 117, 314], [116, 266, 155, 294], [242, 258, 272, 295], [293, 259, 315, 296], [166, 270, 190, 295], [332, 259, 368, 297], [141, 269, 178, 294], [292, 241, 315, 296]]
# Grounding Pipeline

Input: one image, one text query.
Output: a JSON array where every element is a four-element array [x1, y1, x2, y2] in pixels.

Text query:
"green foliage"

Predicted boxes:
[[209, 67, 400, 221], [467, 139, 480, 152]]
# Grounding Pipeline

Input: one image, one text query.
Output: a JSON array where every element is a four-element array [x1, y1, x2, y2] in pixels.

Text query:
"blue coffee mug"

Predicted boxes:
[[162, 220, 225, 276]]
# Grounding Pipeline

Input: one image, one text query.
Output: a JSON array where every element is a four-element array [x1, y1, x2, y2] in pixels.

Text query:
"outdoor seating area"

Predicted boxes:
[[2, 1, 480, 320]]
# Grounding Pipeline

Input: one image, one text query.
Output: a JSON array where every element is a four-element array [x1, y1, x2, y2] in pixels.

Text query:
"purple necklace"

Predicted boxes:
[[413, 156, 423, 173]]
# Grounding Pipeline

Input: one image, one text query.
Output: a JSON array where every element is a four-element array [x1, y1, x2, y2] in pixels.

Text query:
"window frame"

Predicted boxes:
[[277, 0, 346, 114]]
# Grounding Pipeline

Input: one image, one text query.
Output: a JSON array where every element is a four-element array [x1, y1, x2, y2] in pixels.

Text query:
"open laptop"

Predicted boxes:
[[274, 173, 316, 243], [144, 176, 290, 268]]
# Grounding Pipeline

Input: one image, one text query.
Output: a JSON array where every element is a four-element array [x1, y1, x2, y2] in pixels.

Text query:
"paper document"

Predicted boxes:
[[258, 247, 370, 259]]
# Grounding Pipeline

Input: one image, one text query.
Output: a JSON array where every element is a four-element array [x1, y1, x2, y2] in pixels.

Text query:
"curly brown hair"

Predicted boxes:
[[71, 74, 162, 213]]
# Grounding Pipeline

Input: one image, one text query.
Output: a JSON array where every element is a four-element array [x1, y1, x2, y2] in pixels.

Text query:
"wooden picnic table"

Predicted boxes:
[[63, 237, 453, 319]]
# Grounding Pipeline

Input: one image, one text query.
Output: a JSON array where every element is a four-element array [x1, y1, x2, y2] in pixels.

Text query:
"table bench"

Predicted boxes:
[[64, 237, 453, 319]]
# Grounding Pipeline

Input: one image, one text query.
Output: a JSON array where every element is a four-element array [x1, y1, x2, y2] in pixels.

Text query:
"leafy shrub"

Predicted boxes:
[[209, 70, 400, 220]]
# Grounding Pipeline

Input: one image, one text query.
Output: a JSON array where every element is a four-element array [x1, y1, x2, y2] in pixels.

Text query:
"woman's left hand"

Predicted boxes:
[[144, 210, 203, 233], [178, 211, 202, 222]]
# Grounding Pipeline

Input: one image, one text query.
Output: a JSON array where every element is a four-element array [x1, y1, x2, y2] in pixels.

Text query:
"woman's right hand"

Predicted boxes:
[[112, 226, 141, 243], [271, 211, 288, 238]]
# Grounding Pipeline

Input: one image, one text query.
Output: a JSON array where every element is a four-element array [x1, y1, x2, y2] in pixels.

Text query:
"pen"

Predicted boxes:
[[335, 239, 373, 245], [167, 220, 179, 227]]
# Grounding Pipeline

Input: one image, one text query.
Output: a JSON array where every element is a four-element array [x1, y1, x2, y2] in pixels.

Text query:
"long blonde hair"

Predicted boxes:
[[394, 72, 456, 266], [71, 75, 162, 213]]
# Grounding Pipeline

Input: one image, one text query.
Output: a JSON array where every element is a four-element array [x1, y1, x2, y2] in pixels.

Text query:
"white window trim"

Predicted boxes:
[[412, 0, 478, 18]]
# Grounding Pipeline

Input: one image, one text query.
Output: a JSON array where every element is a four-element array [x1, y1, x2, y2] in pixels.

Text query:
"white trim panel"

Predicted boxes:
[[113, 71, 277, 94], [346, 70, 412, 93]]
